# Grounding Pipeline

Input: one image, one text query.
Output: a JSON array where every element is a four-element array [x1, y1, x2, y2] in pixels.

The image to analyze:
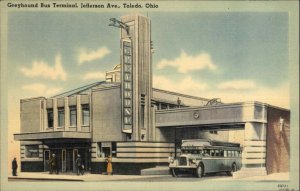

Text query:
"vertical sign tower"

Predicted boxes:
[[120, 14, 152, 141]]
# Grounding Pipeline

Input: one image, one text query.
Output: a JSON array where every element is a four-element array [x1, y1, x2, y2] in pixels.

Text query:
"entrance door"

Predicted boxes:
[[62, 149, 66, 172], [66, 149, 73, 172], [44, 150, 50, 172], [73, 149, 78, 173]]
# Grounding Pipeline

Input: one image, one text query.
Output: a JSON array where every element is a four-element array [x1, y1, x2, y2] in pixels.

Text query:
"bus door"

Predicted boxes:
[[202, 149, 214, 173], [225, 150, 234, 171]]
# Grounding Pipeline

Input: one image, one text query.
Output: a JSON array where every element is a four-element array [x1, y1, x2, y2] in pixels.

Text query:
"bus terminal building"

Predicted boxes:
[[14, 14, 290, 178]]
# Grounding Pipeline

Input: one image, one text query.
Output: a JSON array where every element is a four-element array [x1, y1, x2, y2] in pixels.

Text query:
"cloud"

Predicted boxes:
[[217, 80, 256, 90], [153, 75, 207, 93], [20, 54, 67, 81], [22, 83, 62, 97], [157, 51, 217, 73], [78, 47, 110, 65], [83, 71, 106, 80], [203, 82, 289, 109], [153, 75, 289, 108]]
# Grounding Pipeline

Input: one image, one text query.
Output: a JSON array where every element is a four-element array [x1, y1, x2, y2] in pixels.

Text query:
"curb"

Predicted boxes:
[[8, 177, 84, 181]]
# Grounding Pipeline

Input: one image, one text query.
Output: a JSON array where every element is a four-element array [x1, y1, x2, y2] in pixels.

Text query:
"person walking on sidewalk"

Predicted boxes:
[[75, 154, 84, 175], [12, 157, 18, 176], [106, 155, 113, 175], [48, 153, 59, 174]]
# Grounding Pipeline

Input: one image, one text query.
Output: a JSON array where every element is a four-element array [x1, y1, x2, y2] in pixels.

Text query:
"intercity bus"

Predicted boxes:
[[169, 139, 242, 178]]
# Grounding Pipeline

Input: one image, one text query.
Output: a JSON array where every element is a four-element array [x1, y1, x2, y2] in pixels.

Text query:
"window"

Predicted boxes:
[[219, 150, 224, 157], [82, 104, 90, 126], [47, 109, 53, 128], [25, 145, 39, 158], [203, 149, 210, 156], [112, 142, 117, 158], [58, 107, 65, 127], [97, 143, 104, 158], [209, 131, 218, 134], [97, 142, 117, 158], [141, 105, 145, 129], [161, 104, 168, 110], [69, 106, 77, 126]]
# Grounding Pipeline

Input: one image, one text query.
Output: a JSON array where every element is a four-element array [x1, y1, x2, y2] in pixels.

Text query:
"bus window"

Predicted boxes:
[[235, 151, 238, 157], [228, 150, 231, 157], [211, 150, 215, 156], [224, 150, 227, 157], [219, 150, 224, 157], [204, 149, 210, 156], [215, 150, 220, 156]]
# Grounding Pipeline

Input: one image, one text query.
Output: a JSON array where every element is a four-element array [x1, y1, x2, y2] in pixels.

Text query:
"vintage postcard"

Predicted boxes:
[[0, 0, 299, 191]]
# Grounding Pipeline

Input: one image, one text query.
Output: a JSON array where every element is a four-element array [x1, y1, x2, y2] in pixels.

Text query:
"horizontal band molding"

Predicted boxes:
[[117, 147, 174, 152], [91, 158, 169, 163], [117, 152, 170, 158], [115, 156, 169, 159], [242, 158, 266, 164], [117, 142, 174, 147], [244, 141, 266, 147], [242, 153, 266, 158], [244, 157, 266, 159], [117, 146, 174, 149], [243, 147, 266, 152], [116, 151, 172, 154], [243, 145, 266, 148]]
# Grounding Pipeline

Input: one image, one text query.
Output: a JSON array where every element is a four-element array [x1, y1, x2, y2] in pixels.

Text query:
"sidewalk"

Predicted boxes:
[[238, 172, 289, 181], [8, 172, 169, 181], [8, 172, 289, 182]]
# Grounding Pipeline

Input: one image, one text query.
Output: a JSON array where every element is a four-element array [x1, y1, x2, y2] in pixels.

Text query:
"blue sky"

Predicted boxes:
[[7, 11, 289, 108]]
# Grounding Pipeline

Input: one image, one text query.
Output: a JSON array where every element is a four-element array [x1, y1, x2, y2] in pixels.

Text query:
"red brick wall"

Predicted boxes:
[[266, 106, 290, 174]]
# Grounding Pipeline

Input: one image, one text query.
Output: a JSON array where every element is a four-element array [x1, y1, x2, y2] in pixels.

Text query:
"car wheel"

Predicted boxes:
[[227, 163, 237, 176], [171, 168, 178, 177], [196, 165, 203, 178]]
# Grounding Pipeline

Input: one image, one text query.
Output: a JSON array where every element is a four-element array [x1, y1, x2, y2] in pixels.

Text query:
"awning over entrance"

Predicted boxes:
[[14, 131, 91, 141]]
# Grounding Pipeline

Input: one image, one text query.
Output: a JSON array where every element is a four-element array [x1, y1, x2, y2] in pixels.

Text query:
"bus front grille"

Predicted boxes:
[[179, 157, 187, 166]]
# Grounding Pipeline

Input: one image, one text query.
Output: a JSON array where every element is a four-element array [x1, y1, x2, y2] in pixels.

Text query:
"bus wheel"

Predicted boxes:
[[227, 163, 237, 176], [196, 165, 203, 178], [171, 169, 178, 177]]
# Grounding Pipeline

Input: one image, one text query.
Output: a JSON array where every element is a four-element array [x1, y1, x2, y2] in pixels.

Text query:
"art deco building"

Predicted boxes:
[[14, 13, 290, 177]]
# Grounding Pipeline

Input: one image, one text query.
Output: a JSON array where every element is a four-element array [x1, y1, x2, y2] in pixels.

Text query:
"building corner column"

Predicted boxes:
[[233, 122, 267, 179]]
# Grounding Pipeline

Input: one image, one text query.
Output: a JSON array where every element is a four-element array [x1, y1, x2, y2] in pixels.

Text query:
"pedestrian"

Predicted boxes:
[[75, 154, 83, 175], [48, 153, 59, 174], [106, 155, 113, 175], [12, 157, 18, 176]]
